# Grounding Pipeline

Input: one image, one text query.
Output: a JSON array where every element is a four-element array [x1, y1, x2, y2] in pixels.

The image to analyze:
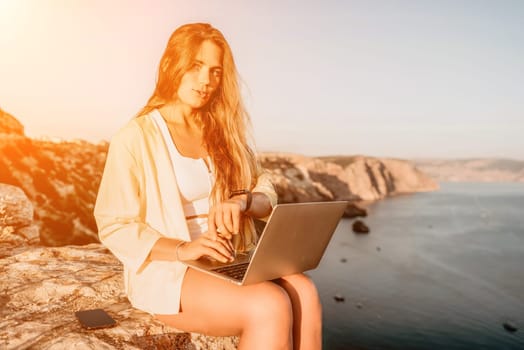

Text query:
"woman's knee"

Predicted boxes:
[[282, 274, 322, 312], [244, 282, 293, 327]]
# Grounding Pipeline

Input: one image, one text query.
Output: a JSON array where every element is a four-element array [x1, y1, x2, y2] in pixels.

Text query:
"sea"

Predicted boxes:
[[308, 182, 524, 350]]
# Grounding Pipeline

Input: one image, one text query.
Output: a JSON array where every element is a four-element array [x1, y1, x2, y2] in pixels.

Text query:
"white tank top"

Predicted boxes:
[[151, 110, 214, 240]]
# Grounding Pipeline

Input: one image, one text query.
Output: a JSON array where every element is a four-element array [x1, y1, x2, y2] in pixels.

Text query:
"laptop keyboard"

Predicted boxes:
[[212, 263, 249, 281]]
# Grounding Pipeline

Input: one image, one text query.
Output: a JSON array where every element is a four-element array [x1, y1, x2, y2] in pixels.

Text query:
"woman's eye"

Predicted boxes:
[[212, 70, 222, 78]]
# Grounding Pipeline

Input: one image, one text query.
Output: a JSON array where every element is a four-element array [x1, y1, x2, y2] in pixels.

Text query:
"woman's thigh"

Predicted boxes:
[[155, 267, 292, 337]]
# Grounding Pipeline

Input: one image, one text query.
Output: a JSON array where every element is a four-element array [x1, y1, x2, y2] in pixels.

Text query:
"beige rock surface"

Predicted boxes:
[[0, 244, 239, 350], [260, 153, 439, 202], [1, 183, 40, 257]]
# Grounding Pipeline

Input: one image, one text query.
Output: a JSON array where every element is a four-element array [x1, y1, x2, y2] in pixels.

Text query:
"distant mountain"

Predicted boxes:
[[413, 158, 524, 182]]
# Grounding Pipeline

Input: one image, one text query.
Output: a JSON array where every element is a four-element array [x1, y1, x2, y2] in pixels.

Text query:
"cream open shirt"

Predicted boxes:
[[93, 111, 277, 315]]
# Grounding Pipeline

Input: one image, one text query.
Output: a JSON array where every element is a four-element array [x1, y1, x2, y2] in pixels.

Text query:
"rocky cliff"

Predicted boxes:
[[0, 108, 24, 136], [1, 180, 238, 349], [0, 130, 108, 246], [0, 108, 439, 349], [1, 108, 437, 246], [0, 183, 39, 258], [261, 153, 438, 204], [0, 243, 238, 350]]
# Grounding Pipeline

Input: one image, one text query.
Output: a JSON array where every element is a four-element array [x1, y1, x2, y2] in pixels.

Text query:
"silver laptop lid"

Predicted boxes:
[[242, 201, 347, 284]]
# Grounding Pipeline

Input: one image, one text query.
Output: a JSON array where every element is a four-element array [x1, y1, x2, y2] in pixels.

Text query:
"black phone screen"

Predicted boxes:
[[75, 309, 117, 329]]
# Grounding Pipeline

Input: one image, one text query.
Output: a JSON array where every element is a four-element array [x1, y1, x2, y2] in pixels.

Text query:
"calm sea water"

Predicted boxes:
[[309, 182, 524, 350]]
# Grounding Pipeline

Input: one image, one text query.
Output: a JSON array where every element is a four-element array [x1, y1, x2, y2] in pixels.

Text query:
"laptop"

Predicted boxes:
[[183, 201, 348, 285]]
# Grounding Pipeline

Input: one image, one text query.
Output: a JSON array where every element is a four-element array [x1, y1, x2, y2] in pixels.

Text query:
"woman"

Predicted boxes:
[[94, 23, 321, 350]]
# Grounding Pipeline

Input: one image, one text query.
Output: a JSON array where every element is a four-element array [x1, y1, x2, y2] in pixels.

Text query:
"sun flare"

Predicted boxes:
[[0, 0, 24, 29]]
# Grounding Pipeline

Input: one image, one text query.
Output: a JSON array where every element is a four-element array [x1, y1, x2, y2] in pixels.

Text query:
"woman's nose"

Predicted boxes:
[[198, 68, 210, 85]]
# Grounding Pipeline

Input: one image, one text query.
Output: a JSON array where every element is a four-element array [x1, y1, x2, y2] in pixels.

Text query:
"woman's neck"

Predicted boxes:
[[159, 102, 207, 158], [160, 102, 200, 130]]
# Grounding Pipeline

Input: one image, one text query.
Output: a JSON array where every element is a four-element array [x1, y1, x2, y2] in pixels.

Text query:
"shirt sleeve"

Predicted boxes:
[[94, 125, 163, 273], [252, 165, 278, 210]]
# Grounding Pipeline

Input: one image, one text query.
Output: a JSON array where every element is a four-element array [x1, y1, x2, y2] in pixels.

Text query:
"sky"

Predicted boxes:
[[0, 0, 523, 159]]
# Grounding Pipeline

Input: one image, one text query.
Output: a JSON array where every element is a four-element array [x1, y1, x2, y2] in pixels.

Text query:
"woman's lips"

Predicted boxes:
[[193, 89, 208, 99]]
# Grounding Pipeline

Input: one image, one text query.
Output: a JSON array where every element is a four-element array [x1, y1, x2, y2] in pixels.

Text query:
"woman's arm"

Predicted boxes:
[[96, 124, 236, 265], [232, 191, 273, 218], [94, 125, 163, 273], [151, 186, 274, 263], [207, 168, 278, 240]]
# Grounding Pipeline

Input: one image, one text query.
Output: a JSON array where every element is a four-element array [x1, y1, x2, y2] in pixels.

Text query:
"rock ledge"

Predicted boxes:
[[0, 244, 238, 350]]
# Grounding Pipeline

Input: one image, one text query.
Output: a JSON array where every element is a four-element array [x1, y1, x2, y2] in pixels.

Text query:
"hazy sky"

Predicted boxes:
[[1, 0, 523, 159]]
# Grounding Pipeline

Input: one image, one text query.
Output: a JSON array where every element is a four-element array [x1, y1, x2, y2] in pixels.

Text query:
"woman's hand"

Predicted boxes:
[[207, 196, 247, 240], [179, 196, 248, 263], [177, 235, 235, 263]]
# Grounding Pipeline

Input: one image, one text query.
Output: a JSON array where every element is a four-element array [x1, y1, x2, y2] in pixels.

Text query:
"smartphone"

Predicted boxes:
[[75, 309, 117, 330]]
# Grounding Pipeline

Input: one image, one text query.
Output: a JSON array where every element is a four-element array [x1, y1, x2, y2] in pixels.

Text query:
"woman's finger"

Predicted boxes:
[[214, 209, 226, 233], [203, 237, 234, 260], [229, 203, 241, 235], [215, 237, 234, 256], [221, 205, 235, 234], [227, 239, 235, 256], [216, 237, 235, 257], [185, 238, 231, 262], [201, 246, 230, 263], [207, 206, 218, 241], [218, 230, 232, 240], [216, 214, 232, 240]]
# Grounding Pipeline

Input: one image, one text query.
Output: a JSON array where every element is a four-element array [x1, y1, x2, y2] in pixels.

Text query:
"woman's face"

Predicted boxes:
[[176, 40, 223, 110]]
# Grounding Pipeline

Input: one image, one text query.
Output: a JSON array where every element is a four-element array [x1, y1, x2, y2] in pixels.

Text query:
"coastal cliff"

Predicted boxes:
[[1, 108, 438, 349], [0, 109, 438, 246], [260, 153, 438, 203]]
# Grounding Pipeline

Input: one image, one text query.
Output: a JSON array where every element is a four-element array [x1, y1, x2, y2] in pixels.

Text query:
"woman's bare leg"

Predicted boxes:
[[274, 273, 322, 350], [156, 268, 293, 350]]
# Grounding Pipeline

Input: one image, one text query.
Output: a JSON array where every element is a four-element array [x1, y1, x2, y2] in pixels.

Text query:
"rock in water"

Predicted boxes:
[[503, 321, 518, 333], [343, 203, 367, 218], [334, 294, 345, 303], [352, 220, 370, 234]]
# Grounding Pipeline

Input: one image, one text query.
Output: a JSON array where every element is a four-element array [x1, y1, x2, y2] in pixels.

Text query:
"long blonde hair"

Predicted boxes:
[[137, 23, 259, 247]]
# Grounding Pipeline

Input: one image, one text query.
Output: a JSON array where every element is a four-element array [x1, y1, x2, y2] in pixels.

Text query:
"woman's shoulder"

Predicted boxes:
[[106, 113, 159, 159], [112, 112, 157, 144]]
